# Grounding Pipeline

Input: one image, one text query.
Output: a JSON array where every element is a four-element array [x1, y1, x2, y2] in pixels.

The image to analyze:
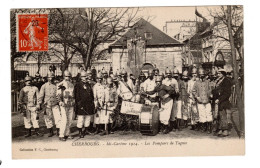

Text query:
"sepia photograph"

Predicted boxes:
[[10, 5, 245, 159]]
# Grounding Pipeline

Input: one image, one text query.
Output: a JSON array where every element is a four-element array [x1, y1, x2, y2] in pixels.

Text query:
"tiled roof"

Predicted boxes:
[[110, 18, 182, 48]]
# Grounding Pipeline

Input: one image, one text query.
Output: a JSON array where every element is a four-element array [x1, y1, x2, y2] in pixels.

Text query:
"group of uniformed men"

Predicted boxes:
[[17, 65, 233, 141]]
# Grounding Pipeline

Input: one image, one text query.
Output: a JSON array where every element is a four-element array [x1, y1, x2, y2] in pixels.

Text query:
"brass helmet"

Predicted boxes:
[[155, 75, 163, 82], [211, 67, 217, 76], [24, 76, 32, 82], [121, 69, 127, 76], [96, 72, 103, 79], [172, 67, 179, 77], [80, 70, 88, 77], [191, 67, 197, 74], [165, 67, 171, 75], [35, 72, 40, 78], [101, 68, 108, 75], [86, 69, 92, 75], [182, 70, 189, 78], [198, 67, 205, 75], [148, 68, 154, 75], [47, 71, 55, 78], [64, 70, 71, 77], [139, 71, 145, 77]]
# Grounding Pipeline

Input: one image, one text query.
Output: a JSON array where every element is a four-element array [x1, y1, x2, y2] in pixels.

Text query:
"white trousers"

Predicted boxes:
[[159, 99, 173, 125], [94, 110, 101, 124], [59, 106, 74, 137], [44, 105, 61, 129], [99, 109, 113, 124], [198, 103, 212, 123], [77, 115, 94, 128], [24, 106, 39, 129], [175, 100, 182, 119]]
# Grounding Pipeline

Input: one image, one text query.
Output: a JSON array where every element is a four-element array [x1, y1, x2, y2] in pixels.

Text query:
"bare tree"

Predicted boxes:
[[63, 8, 142, 69], [48, 8, 79, 75], [207, 6, 244, 137]]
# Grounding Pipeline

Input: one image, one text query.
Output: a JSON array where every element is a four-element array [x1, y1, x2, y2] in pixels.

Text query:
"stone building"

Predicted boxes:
[[109, 18, 183, 76]]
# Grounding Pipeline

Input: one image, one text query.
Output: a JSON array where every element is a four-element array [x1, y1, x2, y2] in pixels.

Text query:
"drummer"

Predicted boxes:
[[145, 75, 176, 134], [142, 69, 158, 106]]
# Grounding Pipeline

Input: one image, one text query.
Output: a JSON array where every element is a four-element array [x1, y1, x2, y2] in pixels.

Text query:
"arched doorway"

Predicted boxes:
[[141, 63, 154, 77]]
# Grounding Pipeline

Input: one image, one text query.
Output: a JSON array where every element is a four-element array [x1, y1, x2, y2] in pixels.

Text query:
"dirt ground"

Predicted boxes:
[[12, 108, 241, 143]]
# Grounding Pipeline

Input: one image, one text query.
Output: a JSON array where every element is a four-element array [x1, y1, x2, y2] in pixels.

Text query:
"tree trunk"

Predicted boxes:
[[227, 6, 244, 137]]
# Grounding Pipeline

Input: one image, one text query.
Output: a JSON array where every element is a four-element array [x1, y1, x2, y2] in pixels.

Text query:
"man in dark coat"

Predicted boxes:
[[74, 70, 96, 138], [212, 69, 232, 137]]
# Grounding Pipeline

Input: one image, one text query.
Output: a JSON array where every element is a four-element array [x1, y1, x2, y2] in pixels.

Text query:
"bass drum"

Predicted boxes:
[[139, 105, 159, 136]]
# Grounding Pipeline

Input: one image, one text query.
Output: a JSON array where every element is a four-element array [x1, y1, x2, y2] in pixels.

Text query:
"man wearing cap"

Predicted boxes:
[[188, 67, 199, 130], [117, 69, 134, 101], [192, 68, 213, 133], [56, 70, 75, 141], [75, 70, 95, 138], [38, 71, 60, 137], [212, 68, 232, 137], [93, 72, 105, 134], [18, 76, 43, 137]]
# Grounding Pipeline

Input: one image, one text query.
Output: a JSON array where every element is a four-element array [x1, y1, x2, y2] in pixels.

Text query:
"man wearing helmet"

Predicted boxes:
[[179, 70, 190, 129], [86, 68, 96, 88], [92, 72, 106, 134], [192, 67, 213, 133], [145, 75, 176, 134], [162, 67, 179, 131], [74, 70, 96, 138], [188, 67, 199, 130], [38, 71, 60, 137], [101, 68, 109, 86], [56, 70, 75, 141], [171, 67, 183, 131], [117, 69, 134, 101], [99, 77, 118, 135], [142, 68, 157, 105], [18, 76, 43, 137]]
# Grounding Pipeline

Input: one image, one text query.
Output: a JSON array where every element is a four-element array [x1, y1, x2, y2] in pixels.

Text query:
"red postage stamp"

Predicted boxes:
[[17, 13, 48, 52]]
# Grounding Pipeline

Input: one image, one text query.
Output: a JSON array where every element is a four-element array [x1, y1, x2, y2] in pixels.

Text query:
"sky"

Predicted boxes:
[[137, 6, 218, 31]]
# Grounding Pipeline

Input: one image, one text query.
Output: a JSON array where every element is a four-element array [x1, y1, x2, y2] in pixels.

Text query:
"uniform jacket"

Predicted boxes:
[[104, 84, 118, 110], [188, 79, 196, 99], [179, 80, 189, 103], [162, 78, 179, 90], [18, 85, 39, 107], [74, 81, 95, 115], [148, 84, 176, 104], [192, 79, 212, 104], [142, 78, 157, 98], [56, 80, 75, 107], [38, 82, 58, 107], [212, 77, 232, 111], [117, 79, 134, 100], [93, 82, 105, 107]]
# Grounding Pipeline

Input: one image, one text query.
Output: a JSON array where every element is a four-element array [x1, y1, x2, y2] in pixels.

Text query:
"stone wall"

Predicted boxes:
[[111, 46, 183, 75]]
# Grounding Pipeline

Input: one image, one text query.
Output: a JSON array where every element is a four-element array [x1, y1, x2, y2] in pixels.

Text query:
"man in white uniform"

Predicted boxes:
[[56, 70, 75, 141]]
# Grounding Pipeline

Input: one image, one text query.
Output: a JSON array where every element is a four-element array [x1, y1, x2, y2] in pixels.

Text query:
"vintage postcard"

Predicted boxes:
[[11, 6, 244, 159]]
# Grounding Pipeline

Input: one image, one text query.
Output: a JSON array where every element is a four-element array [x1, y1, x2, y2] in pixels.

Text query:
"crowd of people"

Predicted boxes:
[[16, 65, 234, 141]]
